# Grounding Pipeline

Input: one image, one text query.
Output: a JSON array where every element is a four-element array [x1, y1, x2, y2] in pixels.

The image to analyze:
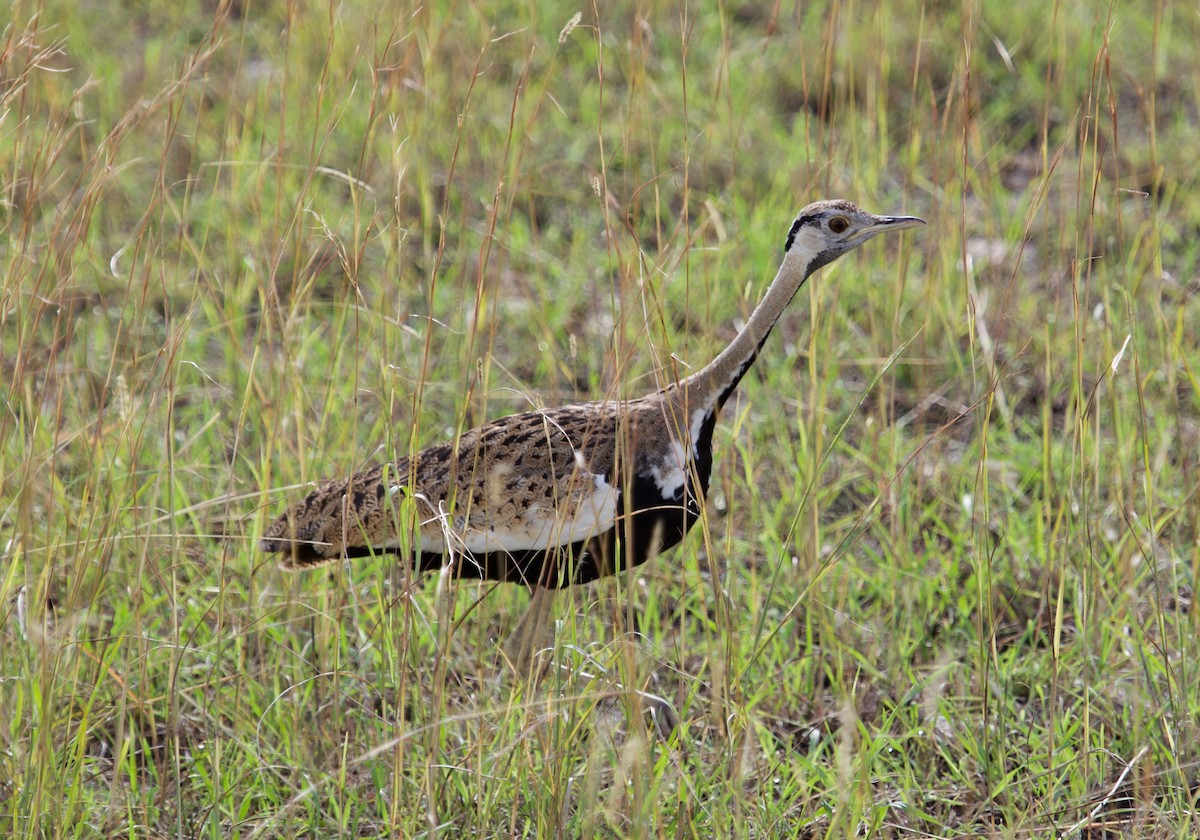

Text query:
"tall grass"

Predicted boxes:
[[2, 0, 1198, 836]]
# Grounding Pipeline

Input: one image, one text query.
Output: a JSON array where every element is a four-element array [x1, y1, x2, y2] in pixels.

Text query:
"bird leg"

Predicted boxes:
[[503, 584, 557, 675]]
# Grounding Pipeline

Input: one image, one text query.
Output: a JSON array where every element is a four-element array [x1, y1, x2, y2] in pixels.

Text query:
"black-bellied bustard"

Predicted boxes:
[[261, 200, 924, 671]]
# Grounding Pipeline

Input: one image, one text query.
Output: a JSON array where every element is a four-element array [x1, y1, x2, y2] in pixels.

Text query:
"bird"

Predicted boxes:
[[260, 199, 924, 669]]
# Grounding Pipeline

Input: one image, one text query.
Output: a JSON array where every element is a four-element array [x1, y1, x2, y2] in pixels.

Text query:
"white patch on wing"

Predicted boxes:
[[689, 407, 709, 458], [648, 437, 688, 500], [404, 471, 619, 555]]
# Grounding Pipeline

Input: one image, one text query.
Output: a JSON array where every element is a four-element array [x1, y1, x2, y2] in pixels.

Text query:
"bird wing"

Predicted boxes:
[[412, 405, 621, 556], [261, 403, 624, 568]]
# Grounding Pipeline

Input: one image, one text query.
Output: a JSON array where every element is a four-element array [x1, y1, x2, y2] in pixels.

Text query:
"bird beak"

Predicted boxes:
[[869, 214, 926, 233]]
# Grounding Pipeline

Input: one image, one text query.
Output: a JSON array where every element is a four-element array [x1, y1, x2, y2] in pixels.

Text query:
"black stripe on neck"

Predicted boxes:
[[713, 255, 826, 409], [715, 354, 757, 410], [804, 247, 840, 274]]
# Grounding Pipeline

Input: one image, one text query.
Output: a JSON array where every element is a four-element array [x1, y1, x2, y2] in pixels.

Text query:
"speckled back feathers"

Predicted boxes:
[[260, 391, 690, 570]]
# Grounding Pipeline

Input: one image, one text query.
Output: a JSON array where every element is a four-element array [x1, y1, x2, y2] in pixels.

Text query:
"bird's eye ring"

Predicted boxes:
[[828, 216, 850, 234]]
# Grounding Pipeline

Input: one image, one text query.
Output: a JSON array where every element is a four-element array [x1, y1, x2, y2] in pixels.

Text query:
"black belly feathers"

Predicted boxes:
[[261, 394, 716, 589]]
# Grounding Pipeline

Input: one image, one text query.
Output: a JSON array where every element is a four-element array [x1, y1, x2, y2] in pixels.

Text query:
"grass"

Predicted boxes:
[[2, 0, 1199, 836]]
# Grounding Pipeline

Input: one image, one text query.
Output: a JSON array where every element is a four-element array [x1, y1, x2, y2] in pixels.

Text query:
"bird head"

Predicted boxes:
[[784, 199, 925, 273]]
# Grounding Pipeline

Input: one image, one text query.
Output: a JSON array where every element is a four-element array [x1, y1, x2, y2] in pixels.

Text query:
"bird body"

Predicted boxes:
[[261, 200, 923, 605], [263, 390, 709, 587]]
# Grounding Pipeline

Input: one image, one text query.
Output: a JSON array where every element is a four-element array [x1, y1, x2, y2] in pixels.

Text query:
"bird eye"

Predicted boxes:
[[828, 216, 850, 234]]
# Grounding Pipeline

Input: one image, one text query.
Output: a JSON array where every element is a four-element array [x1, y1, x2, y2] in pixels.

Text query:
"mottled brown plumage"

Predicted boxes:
[[263, 393, 695, 588]]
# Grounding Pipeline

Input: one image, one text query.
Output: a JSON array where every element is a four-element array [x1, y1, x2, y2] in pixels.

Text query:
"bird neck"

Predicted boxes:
[[678, 250, 814, 417]]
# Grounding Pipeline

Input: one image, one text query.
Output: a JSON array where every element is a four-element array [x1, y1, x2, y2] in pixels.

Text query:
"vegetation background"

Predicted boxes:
[[2, 0, 1198, 836]]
